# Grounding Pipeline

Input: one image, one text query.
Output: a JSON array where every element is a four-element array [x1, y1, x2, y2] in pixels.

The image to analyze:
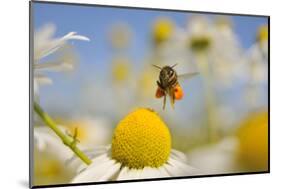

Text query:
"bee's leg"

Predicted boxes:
[[157, 81, 163, 89], [163, 95, 166, 110], [170, 97, 175, 109], [169, 89, 175, 109], [171, 95, 175, 109]]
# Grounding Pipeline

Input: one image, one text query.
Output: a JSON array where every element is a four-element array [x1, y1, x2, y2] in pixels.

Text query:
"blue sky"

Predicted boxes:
[[33, 2, 268, 120], [33, 2, 268, 71]]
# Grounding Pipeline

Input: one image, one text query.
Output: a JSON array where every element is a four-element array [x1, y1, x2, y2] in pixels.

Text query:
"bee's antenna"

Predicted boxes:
[[152, 64, 162, 70], [171, 63, 178, 68]]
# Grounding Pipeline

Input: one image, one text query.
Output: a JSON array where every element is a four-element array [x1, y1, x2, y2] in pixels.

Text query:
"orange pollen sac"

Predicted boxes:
[[174, 85, 184, 100], [156, 87, 165, 98]]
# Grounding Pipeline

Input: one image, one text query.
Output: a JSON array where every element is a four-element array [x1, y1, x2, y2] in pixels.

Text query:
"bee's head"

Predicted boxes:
[[161, 66, 176, 79]]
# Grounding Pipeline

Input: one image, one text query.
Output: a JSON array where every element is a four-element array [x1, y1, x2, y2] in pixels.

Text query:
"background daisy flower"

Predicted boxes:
[[33, 127, 75, 185], [188, 110, 268, 174], [34, 23, 90, 98], [244, 25, 268, 111]]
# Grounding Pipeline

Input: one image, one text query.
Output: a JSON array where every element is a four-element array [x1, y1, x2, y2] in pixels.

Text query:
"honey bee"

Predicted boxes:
[[153, 64, 198, 110]]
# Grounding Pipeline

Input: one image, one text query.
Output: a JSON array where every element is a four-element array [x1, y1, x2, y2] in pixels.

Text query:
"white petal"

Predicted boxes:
[[39, 62, 74, 72], [83, 146, 110, 156], [138, 166, 170, 179], [171, 149, 189, 163], [124, 168, 142, 180], [76, 153, 109, 173], [116, 167, 129, 180], [35, 32, 89, 60], [34, 131, 46, 151], [67, 35, 90, 41], [71, 155, 116, 183], [98, 162, 121, 181], [156, 166, 170, 177], [62, 32, 90, 41], [35, 23, 56, 43], [34, 127, 73, 161], [34, 74, 53, 85], [37, 45, 61, 60], [166, 157, 199, 176], [84, 149, 109, 159], [138, 167, 162, 179], [164, 163, 183, 177]]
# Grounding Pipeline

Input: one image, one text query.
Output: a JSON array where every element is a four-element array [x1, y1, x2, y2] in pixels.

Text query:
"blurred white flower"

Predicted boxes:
[[34, 126, 73, 160], [34, 23, 90, 98], [34, 117, 111, 172], [182, 16, 251, 141], [188, 137, 241, 174], [186, 15, 247, 89], [108, 23, 132, 49], [34, 24, 89, 61], [244, 25, 268, 110], [34, 127, 75, 185], [189, 111, 268, 174], [246, 42, 268, 85]]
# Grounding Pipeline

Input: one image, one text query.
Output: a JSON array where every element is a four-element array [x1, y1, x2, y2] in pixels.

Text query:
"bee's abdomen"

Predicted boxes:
[[167, 71, 177, 86], [160, 74, 178, 88]]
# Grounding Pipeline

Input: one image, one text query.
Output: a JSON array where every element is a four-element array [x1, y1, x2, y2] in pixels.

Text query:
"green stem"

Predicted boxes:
[[196, 53, 219, 142], [34, 102, 92, 165]]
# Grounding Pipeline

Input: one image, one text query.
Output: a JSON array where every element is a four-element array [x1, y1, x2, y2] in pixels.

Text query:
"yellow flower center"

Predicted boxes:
[[190, 35, 211, 53], [68, 123, 88, 142], [34, 150, 74, 185], [56, 118, 89, 142], [111, 58, 131, 83], [111, 108, 171, 169], [237, 111, 268, 171], [153, 18, 174, 45], [256, 25, 268, 43]]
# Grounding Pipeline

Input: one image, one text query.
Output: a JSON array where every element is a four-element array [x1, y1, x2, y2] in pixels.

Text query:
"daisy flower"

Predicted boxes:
[[244, 25, 268, 110], [183, 15, 248, 141], [33, 23, 90, 98], [188, 110, 268, 174], [188, 136, 240, 174], [34, 126, 73, 159], [186, 15, 246, 88], [33, 127, 75, 185], [246, 25, 268, 85], [71, 108, 198, 183], [236, 111, 268, 171], [111, 56, 132, 85], [152, 17, 174, 47], [108, 23, 132, 49]]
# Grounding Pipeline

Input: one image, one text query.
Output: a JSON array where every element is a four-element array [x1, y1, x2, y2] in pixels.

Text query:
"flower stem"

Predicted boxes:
[[33, 102, 92, 165], [196, 53, 219, 142]]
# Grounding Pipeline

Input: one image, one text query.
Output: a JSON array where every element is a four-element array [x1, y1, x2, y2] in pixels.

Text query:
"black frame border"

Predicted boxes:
[[29, 0, 270, 188]]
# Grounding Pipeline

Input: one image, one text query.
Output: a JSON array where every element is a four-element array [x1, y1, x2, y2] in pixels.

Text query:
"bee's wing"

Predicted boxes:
[[178, 72, 199, 80]]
